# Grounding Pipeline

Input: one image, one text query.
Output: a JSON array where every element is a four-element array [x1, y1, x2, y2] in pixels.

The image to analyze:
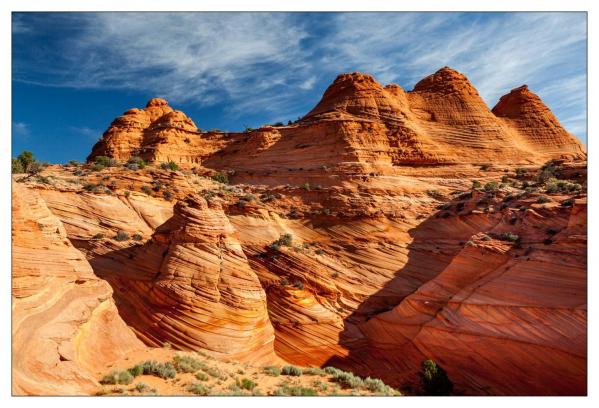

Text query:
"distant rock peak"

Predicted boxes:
[[146, 97, 169, 107]]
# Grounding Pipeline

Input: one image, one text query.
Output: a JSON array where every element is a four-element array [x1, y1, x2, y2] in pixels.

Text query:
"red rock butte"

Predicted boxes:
[[13, 67, 586, 396]]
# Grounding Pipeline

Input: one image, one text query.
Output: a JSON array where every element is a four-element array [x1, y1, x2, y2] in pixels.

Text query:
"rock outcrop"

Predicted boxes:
[[85, 195, 277, 363], [13, 67, 587, 396], [11, 182, 144, 395]]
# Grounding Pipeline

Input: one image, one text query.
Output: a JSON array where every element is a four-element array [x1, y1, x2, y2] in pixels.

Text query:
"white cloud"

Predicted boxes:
[[12, 122, 30, 139], [12, 12, 587, 141], [68, 126, 101, 140]]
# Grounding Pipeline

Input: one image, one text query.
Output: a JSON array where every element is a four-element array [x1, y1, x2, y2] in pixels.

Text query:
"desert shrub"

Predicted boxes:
[[161, 161, 179, 171], [363, 377, 392, 394], [270, 233, 293, 250], [274, 383, 317, 396], [237, 199, 248, 207], [163, 190, 173, 201], [195, 372, 209, 381], [92, 233, 105, 240], [13, 151, 46, 176], [115, 231, 130, 241], [263, 365, 281, 376], [545, 179, 582, 194], [561, 198, 574, 207], [202, 366, 226, 379], [293, 280, 305, 290], [211, 171, 229, 184], [471, 180, 482, 189], [281, 365, 303, 376], [536, 195, 551, 204], [100, 370, 134, 385], [91, 163, 105, 171], [73, 169, 86, 176], [132, 233, 143, 241], [139, 360, 176, 379], [141, 185, 152, 195], [501, 175, 509, 183], [332, 370, 363, 389], [127, 364, 144, 377], [134, 382, 150, 393], [515, 167, 526, 178], [172, 355, 206, 373], [480, 163, 490, 171], [238, 378, 257, 391], [187, 383, 210, 395], [418, 359, 453, 396], [94, 156, 117, 167], [126, 156, 146, 169], [303, 182, 311, 191], [302, 367, 326, 376], [11, 158, 24, 173], [499, 232, 520, 243], [537, 160, 561, 183], [324, 366, 342, 376], [315, 249, 325, 255], [484, 182, 499, 192]]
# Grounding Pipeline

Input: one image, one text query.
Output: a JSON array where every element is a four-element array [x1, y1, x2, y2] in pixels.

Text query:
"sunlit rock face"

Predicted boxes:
[[15, 66, 586, 396]]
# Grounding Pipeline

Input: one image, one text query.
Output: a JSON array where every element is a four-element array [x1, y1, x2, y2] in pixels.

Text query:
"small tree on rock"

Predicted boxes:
[[419, 359, 453, 396]]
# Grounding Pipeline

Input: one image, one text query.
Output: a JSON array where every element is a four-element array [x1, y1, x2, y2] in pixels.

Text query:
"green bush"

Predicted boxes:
[[302, 367, 326, 376], [515, 168, 526, 178], [94, 156, 117, 167], [262, 365, 281, 376], [172, 355, 206, 373], [472, 180, 482, 189], [163, 191, 173, 201], [115, 231, 130, 241], [238, 378, 256, 390], [484, 182, 499, 192], [141, 185, 152, 195], [17, 151, 35, 171], [499, 232, 520, 243], [537, 160, 560, 183], [161, 161, 179, 171], [211, 172, 229, 184], [418, 359, 453, 396], [363, 377, 394, 394], [11, 158, 24, 174], [270, 233, 293, 250], [100, 370, 134, 385], [561, 198, 574, 207], [135, 382, 150, 393], [127, 364, 143, 377], [187, 383, 210, 395], [333, 370, 363, 389], [281, 365, 303, 376], [195, 372, 209, 381], [132, 233, 143, 241], [138, 360, 176, 379], [537, 195, 551, 204], [126, 156, 147, 170]]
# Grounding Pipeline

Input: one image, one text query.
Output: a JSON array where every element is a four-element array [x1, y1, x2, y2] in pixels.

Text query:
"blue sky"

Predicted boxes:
[[12, 12, 587, 164]]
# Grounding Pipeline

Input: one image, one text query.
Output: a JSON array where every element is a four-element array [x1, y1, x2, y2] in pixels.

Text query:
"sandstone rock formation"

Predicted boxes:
[[13, 66, 587, 396], [84, 194, 277, 364], [11, 182, 144, 395], [88, 67, 585, 172]]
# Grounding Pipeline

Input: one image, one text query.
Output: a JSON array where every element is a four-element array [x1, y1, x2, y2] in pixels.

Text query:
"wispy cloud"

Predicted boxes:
[[12, 122, 30, 139], [68, 126, 101, 140], [12, 12, 587, 141]]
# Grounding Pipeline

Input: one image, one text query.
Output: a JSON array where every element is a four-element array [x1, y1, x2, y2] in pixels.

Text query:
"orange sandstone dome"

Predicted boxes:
[[89, 66, 585, 169]]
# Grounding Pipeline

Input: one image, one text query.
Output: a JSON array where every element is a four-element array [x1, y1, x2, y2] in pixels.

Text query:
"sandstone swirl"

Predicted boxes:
[[11, 182, 144, 395]]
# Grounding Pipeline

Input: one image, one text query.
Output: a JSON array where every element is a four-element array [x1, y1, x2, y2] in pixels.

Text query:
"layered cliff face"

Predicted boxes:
[[88, 67, 585, 175], [11, 182, 144, 395], [13, 66, 587, 396]]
